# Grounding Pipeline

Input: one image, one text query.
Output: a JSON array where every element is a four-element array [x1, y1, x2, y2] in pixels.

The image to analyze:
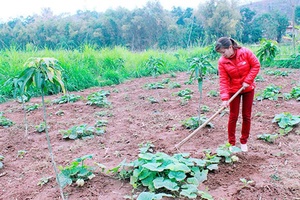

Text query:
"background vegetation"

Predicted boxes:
[[0, 0, 299, 102]]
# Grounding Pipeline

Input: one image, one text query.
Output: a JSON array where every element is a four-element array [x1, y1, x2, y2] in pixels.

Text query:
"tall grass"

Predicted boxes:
[[0, 44, 297, 102]]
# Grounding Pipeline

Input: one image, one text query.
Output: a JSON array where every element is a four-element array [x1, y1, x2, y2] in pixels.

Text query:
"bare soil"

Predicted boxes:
[[0, 68, 300, 200]]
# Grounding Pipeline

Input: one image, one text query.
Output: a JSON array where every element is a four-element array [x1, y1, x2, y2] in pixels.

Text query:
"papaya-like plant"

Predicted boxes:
[[187, 55, 215, 125], [256, 39, 279, 64], [16, 57, 66, 199]]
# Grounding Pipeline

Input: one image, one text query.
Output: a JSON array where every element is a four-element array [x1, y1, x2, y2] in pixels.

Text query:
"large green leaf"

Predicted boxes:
[[153, 177, 179, 191], [139, 153, 155, 160], [137, 192, 172, 200], [58, 173, 72, 188], [168, 171, 186, 181], [141, 173, 156, 191], [18, 67, 35, 93], [165, 163, 191, 173], [193, 168, 208, 183], [190, 158, 207, 167], [142, 162, 163, 172], [180, 184, 198, 198]]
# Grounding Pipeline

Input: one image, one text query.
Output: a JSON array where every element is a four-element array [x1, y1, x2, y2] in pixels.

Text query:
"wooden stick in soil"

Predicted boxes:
[[174, 87, 245, 150]]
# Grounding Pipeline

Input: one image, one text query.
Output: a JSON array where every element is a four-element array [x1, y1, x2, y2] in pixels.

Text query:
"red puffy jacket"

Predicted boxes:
[[218, 47, 260, 101]]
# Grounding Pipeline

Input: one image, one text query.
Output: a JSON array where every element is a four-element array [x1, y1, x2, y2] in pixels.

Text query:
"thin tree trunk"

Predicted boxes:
[[21, 96, 28, 138], [41, 93, 65, 200]]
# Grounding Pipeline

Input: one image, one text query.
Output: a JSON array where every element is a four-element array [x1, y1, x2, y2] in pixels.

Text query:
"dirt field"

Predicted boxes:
[[0, 68, 299, 200]]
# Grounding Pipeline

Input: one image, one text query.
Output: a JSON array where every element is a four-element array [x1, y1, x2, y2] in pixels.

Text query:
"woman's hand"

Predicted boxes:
[[242, 82, 250, 88]]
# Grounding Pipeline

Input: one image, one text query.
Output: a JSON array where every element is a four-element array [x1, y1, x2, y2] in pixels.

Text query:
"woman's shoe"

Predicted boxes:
[[241, 144, 248, 152]]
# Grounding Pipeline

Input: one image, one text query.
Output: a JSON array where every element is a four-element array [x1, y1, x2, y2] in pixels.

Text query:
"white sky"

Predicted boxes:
[[0, 0, 257, 22]]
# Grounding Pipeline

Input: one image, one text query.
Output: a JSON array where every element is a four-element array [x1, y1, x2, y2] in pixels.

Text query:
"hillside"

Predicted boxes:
[[241, 0, 300, 20]]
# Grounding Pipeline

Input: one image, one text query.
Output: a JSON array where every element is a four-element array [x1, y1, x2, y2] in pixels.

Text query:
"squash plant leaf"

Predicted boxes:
[[58, 173, 72, 188], [165, 163, 191, 173], [153, 177, 179, 191], [142, 163, 163, 172], [168, 171, 186, 181], [137, 192, 173, 200], [180, 184, 198, 199]]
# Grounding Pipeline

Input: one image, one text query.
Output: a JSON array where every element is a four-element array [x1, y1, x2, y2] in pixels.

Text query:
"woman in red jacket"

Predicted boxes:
[[215, 37, 260, 152]]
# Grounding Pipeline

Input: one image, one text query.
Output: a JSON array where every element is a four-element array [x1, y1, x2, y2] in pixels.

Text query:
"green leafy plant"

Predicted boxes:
[[0, 113, 14, 127], [257, 133, 279, 143], [109, 144, 213, 199], [86, 90, 111, 107], [52, 93, 81, 104], [240, 178, 254, 188], [270, 174, 281, 181], [145, 57, 165, 77], [216, 143, 241, 163], [182, 116, 213, 130], [264, 70, 289, 76], [14, 57, 66, 199], [145, 82, 165, 89], [176, 88, 193, 99], [255, 74, 265, 82], [4, 77, 33, 135], [17, 150, 26, 158], [58, 155, 95, 188], [61, 124, 104, 140], [256, 39, 279, 64], [148, 96, 159, 104], [37, 176, 53, 186], [256, 84, 281, 101], [161, 78, 170, 84], [187, 55, 215, 125], [290, 86, 300, 100], [207, 90, 218, 97], [283, 93, 292, 100], [169, 82, 181, 89], [272, 112, 300, 135], [200, 105, 210, 113], [35, 122, 47, 133], [25, 103, 39, 112], [95, 119, 108, 127], [0, 155, 4, 169]]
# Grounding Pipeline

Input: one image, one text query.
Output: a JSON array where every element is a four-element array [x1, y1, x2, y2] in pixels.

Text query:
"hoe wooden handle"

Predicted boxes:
[[174, 86, 245, 150]]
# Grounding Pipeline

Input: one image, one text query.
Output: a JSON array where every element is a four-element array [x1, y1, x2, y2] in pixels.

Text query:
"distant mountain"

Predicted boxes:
[[241, 0, 300, 20]]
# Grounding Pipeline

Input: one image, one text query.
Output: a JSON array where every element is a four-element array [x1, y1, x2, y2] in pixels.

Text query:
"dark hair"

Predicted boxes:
[[215, 37, 241, 52]]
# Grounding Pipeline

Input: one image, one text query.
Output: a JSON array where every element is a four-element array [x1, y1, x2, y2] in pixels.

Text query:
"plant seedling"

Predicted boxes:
[[240, 178, 254, 187], [17, 150, 26, 158], [201, 105, 210, 113], [52, 94, 81, 104], [145, 82, 165, 89], [37, 176, 53, 186], [61, 124, 104, 140], [95, 120, 108, 127], [182, 116, 213, 130], [257, 133, 279, 143], [148, 96, 159, 104], [86, 90, 111, 107], [272, 112, 300, 135], [207, 90, 218, 97], [25, 104, 39, 112], [58, 154, 95, 188], [35, 122, 47, 133], [255, 84, 281, 101], [169, 82, 181, 89], [0, 113, 14, 127]]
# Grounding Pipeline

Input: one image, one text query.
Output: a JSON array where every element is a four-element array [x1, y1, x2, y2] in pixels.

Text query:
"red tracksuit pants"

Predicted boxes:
[[228, 89, 255, 146]]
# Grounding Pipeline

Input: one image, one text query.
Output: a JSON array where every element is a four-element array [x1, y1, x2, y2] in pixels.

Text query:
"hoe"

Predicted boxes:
[[175, 86, 245, 150]]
